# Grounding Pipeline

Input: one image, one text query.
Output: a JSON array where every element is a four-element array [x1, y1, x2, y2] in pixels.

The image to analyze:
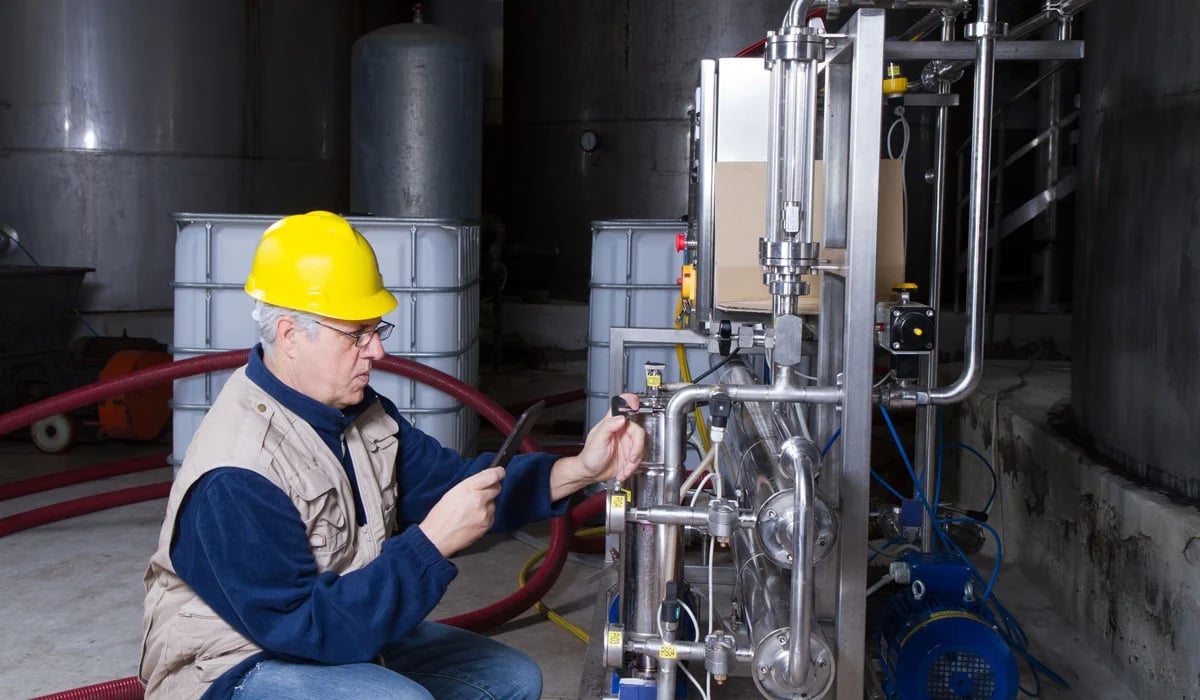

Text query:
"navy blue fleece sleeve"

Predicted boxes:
[[381, 398, 570, 531], [171, 468, 458, 665]]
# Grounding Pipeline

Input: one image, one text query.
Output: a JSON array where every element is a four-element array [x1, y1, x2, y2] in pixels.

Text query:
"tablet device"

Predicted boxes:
[[488, 400, 545, 469]]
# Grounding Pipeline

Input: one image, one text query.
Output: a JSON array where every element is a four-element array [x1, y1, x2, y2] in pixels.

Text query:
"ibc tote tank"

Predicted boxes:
[[350, 19, 483, 219]]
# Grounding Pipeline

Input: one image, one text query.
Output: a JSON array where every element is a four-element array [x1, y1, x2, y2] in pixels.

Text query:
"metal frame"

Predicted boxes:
[[607, 327, 712, 400], [693, 61, 718, 332], [818, 10, 887, 698], [587, 0, 1072, 693]]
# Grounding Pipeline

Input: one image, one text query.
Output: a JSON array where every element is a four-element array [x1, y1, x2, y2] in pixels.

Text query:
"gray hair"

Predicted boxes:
[[252, 301, 321, 353]]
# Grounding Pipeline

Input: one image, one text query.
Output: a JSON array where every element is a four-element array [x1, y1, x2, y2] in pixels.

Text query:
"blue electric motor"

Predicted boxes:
[[877, 553, 1018, 700]]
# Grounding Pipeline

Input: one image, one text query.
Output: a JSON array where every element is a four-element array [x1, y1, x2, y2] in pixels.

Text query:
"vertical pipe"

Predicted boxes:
[[766, 54, 785, 245], [783, 437, 819, 685], [623, 228, 634, 330], [799, 61, 820, 249], [917, 14, 955, 551], [783, 59, 802, 223], [203, 221, 214, 407], [926, 0, 999, 404], [985, 118, 1006, 349], [1034, 16, 1072, 312], [815, 47, 848, 620], [625, 412, 665, 670]]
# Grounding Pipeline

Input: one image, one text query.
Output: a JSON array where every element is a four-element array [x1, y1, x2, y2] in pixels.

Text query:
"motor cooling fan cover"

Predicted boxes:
[[881, 606, 1019, 700]]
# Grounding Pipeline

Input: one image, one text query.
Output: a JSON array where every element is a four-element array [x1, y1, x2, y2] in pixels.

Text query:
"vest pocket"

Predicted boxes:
[[194, 635, 256, 682], [293, 475, 352, 563], [166, 602, 257, 685]]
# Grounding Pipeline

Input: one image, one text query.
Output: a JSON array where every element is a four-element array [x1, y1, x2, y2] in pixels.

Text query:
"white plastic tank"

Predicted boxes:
[[172, 214, 479, 467], [587, 220, 711, 428]]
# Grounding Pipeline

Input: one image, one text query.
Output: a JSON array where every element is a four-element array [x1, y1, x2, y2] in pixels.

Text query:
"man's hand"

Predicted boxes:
[[419, 466, 504, 557], [550, 393, 647, 501]]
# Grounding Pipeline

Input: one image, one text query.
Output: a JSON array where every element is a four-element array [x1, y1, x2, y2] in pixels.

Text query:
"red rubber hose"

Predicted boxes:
[[569, 492, 608, 554], [438, 491, 606, 631], [0, 452, 169, 502], [30, 675, 143, 700], [0, 482, 171, 538], [503, 388, 585, 416], [0, 349, 573, 624], [0, 351, 248, 437], [375, 355, 539, 454]]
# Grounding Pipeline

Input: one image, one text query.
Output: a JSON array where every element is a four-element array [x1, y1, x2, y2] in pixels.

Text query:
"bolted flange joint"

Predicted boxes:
[[964, 21, 1008, 39]]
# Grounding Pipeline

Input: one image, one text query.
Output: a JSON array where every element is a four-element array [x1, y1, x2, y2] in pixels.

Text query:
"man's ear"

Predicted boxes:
[[275, 315, 301, 359]]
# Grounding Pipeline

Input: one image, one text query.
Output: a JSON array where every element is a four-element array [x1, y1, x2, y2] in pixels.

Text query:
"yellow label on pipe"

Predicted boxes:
[[659, 644, 677, 659]]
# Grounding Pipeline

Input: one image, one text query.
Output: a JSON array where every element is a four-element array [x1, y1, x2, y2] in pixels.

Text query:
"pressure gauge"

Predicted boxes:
[[580, 129, 599, 153]]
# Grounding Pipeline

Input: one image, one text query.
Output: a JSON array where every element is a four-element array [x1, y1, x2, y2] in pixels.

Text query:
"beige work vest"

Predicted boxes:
[[138, 368, 400, 699]]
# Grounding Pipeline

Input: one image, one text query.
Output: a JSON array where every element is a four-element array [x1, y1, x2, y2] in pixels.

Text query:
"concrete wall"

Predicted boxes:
[[948, 363, 1200, 699]]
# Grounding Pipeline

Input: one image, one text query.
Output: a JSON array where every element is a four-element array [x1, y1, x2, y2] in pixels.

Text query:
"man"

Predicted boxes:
[[139, 211, 645, 699]]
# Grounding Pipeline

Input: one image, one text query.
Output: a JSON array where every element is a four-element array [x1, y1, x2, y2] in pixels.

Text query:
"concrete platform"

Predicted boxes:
[[947, 361, 1200, 700]]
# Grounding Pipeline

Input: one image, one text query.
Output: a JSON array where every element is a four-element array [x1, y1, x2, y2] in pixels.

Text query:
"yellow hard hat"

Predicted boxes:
[[244, 211, 397, 321]]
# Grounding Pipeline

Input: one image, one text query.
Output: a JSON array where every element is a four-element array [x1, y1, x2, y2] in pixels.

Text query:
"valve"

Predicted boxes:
[[875, 282, 935, 381], [706, 497, 737, 539], [705, 630, 736, 684]]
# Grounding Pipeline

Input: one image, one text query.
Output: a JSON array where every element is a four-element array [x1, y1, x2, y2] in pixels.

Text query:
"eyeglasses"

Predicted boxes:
[[315, 320, 395, 348]]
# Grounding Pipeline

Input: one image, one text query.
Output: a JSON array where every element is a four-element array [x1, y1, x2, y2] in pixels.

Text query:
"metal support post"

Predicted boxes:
[[916, 13, 955, 551], [1033, 16, 1073, 312], [820, 10, 886, 698]]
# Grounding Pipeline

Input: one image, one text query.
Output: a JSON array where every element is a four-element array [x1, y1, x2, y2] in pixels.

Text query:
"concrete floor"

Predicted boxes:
[[0, 359, 1139, 698]]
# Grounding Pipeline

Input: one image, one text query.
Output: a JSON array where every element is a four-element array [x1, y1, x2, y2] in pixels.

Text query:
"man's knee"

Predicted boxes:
[[508, 648, 543, 698]]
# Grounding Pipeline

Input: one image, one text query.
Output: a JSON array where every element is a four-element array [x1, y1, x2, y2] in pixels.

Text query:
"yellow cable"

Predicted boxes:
[[517, 527, 606, 644], [674, 300, 712, 452]]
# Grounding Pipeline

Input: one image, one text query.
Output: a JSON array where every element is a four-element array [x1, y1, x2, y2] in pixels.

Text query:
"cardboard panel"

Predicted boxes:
[[713, 159, 906, 314]]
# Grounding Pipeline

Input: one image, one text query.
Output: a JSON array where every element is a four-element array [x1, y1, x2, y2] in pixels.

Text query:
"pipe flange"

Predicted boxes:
[[606, 488, 628, 535], [603, 623, 625, 667], [755, 491, 838, 568], [964, 21, 1007, 39], [763, 273, 811, 299], [765, 27, 825, 64], [759, 239, 822, 268], [752, 628, 835, 700]]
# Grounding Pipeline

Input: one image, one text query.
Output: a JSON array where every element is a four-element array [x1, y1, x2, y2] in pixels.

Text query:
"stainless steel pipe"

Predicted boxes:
[[936, 0, 1093, 81], [925, 0, 999, 404], [917, 12, 956, 549], [623, 410, 667, 677], [781, 436, 820, 686], [661, 376, 841, 595], [786, 0, 967, 28]]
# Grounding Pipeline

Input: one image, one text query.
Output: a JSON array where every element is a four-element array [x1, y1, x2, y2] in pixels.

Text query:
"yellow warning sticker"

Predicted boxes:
[[611, 494, 626, 509], [608, 631, 623, 646]]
